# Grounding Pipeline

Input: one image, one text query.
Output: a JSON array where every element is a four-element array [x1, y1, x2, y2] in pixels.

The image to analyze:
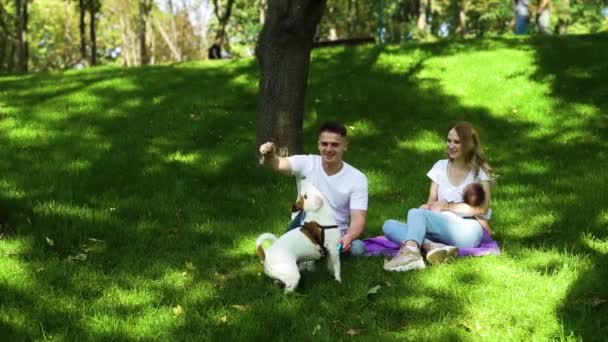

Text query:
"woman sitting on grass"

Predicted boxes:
[[382, 121, 494, 272]]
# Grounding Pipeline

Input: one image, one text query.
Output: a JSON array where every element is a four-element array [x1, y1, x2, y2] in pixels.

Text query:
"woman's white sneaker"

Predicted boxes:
[[383, 245, 426, 272], [424, 241, 458, 265]]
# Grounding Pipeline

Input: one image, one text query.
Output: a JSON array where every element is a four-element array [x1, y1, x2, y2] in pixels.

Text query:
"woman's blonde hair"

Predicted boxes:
[[447, 121, 493, 180]]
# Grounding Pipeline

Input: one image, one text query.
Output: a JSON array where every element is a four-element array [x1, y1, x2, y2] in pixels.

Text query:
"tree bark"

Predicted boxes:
[[417, 0, 428, 33], [138, 0, 152, 65], [79, 0, 86, 62], [212, 0, 235, 52], [153, 17, 182, 61], [259, 0, 266, 25], [14, 0, 27, 72], [255, 0, 327, 155], [89, 5, 97, 65], [0, 4, 8, 70]]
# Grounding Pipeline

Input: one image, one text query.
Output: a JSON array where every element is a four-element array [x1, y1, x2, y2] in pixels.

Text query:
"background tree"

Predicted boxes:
[[78, 0, 86, 62], [14, 0, 28, 72], [255, 0, 327, 154], [139, 0, 152, 65], [211, 0, 235, 52], [0, 2, 12, 70], [87, 0, 100, 65]]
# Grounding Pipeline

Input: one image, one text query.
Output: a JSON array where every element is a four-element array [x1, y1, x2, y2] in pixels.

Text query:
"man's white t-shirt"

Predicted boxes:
[[288, 155, 368, 232], [427, 159, 492, 219]]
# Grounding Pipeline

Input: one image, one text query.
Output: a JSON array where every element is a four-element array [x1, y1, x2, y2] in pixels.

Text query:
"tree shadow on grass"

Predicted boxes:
[[526, 33, 608, 340], [1, 35, 607, 339]]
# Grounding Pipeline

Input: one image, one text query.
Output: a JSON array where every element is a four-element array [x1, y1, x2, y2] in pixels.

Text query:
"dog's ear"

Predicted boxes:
[[256, 245, 266, 263], [292, 195, 304, 212], [300, 221, 323, 245]]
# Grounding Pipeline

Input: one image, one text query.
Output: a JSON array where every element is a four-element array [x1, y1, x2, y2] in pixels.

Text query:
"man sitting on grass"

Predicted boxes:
[[259, 121, 368, 256]]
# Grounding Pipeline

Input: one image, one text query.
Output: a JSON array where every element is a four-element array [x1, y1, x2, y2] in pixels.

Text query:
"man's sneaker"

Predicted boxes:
[[423, 240, 458, 265], [383, 245, 426, 272]]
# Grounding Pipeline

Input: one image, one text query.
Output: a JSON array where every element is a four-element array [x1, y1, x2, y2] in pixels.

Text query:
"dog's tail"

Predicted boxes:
[[255, 233, 277, 262]]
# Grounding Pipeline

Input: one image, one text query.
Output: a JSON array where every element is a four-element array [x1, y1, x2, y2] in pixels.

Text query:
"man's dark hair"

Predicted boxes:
[[319, 121, 347, 137]]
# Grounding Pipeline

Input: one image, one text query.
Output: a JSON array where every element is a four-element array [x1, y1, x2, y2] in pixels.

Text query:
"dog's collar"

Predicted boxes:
[[298, 223, 339, 258]]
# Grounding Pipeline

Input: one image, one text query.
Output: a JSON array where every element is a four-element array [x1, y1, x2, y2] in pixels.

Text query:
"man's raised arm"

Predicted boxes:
[[259, 142, 293, 175]]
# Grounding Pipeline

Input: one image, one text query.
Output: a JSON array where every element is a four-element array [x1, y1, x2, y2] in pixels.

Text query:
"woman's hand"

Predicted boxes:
[[419, 203, 430, 210], [430, 200, 449, 213]]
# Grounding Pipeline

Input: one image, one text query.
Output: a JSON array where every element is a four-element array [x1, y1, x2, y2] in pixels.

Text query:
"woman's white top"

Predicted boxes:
[[427, 159, 492, 219]]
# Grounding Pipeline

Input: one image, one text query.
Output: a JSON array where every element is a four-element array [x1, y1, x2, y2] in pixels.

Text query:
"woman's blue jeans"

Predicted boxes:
[[382, 208, 483, 248]]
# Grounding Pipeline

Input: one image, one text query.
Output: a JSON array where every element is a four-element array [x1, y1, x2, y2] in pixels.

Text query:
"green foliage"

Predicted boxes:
[[1, 34, 608, 339], [28, 0, 80, 71]]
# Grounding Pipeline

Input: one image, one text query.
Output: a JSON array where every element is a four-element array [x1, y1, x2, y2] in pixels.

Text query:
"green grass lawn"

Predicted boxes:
[[1, 33, 607, 341]]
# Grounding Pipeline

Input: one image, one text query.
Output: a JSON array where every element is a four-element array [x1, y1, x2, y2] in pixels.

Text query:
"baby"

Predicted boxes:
[[462, 183, 492, 234]]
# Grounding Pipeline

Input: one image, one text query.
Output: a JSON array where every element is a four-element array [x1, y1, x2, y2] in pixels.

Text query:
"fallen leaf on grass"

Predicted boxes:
[[68, 253, 87, 261], [172, 305, 184, 315], [346, 329, 360, 336], [45, 237, 54, 246], [312, 324, 321, 335], [185, 262, 195, 270], [592, 298, 606, 307], [219, 315, 228, 323], [231, 304, 248, 311], [457, 321, 473, 332], [367, 285, 382, 295]]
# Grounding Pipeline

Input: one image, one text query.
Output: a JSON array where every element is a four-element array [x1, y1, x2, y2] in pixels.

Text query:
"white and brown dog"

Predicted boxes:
[[256, 181, 341, 293]]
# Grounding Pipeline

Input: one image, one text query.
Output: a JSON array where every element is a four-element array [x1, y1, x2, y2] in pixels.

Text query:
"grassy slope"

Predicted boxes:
[[0, 34, 607, 341]]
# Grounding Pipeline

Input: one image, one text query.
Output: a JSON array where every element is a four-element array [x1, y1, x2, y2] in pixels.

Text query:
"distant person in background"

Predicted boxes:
[[513, 0, 531, 34], [536, 0, 551, 34], [208, 43, 221, 60]]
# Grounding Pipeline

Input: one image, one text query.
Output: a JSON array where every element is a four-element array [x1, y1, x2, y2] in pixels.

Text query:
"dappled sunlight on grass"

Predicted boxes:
[[164, 151, 201, 165], [596, 210, 608, 226], [518, 160, 550, 175], [346, 119, 379, 137], [581, 232, 608, 255], [397, 129, 443, 153], [32, 201, 115, 225], [502, 212, 559, 239], [366, 171, 398, 194], [1, 35, 607, 340], [0, 180, 27, 200]]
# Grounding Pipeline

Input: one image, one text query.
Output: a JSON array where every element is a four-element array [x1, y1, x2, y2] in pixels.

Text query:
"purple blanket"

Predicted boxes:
[[362, 230, 500, 257]]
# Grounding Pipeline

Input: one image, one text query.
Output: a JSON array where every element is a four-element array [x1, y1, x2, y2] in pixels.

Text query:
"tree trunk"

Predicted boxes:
[[0, 5, 7, 70], [212, 0, 235, 52], [14, 0, 27, 72], [22, 0, 27, 72], [259, 0, 266, 25], [0, 37, 6, 71], [457, 2, 467, 38], [79, 0, 86, 62], [89, 7, 97, 65], [195, 0, 210, 59], [167, 0, 181, 61], [138, 0, 151, 65], [417, 0, 428, 33], [255, 0, 327, 155], [327, 4, 338, 40], [153, 17, 182, 61]]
